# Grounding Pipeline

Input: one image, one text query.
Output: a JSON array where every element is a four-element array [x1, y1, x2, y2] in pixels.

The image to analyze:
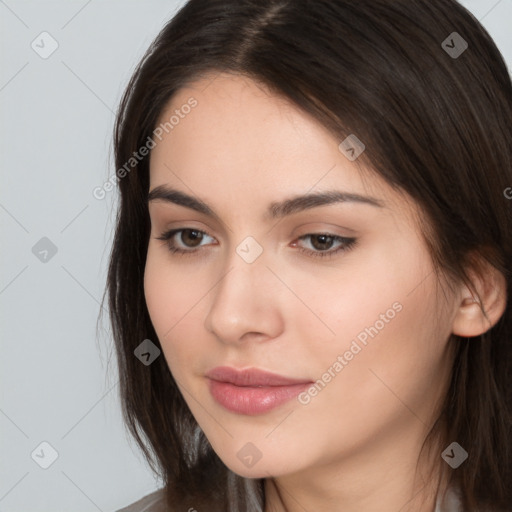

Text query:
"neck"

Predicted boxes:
[[263, 420, 450, 512]]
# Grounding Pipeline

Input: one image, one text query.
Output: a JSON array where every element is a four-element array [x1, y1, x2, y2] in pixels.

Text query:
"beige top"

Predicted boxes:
[[115, 485, 463, 512], [115, 489, 166, 512]]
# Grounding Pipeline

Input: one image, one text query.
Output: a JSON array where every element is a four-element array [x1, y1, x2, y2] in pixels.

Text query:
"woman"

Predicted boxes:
[[103, 0, 512, 510]]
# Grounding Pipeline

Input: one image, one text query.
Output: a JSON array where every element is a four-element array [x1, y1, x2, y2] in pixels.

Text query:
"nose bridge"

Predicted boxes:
[[204, 236, 283, 343], [219, 233, 268, 293]]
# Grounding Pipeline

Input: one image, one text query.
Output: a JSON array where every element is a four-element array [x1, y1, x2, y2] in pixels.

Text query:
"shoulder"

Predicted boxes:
[[114, 488, 167, 512]]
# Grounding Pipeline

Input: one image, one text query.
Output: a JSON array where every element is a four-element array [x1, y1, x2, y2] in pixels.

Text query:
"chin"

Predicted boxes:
[[221, 452, 301, 480]]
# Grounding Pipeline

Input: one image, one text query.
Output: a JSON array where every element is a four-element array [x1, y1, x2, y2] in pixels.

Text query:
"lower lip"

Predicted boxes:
[[208, 379, 312, 415]]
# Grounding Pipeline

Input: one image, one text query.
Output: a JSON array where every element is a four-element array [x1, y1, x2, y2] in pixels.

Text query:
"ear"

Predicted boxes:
[[452, 254, 507, 337]]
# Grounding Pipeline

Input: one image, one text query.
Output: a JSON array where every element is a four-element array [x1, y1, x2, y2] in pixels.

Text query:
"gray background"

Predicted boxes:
[[1, 1, 511, 511]]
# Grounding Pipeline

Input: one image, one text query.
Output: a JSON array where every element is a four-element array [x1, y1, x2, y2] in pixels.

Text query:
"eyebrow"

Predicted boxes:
[[148, 184, 384, 221]]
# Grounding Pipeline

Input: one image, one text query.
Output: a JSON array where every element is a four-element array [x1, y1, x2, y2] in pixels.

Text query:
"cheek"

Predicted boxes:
[[143, 248, 205, 369], [289, 236, 429, 352], [285, 288, 447, 465], [293, 238, 448, 413], [144, 249, 177, 332]]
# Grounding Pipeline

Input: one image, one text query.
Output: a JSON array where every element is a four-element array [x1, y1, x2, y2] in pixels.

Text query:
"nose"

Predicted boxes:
[[203, 249, 284, 345]]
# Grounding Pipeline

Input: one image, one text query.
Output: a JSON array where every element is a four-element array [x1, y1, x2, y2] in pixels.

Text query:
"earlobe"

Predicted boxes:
[[451, 259, 507, 338]]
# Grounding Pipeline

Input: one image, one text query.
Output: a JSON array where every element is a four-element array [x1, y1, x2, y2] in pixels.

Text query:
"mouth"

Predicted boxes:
[[205, 366, 313, 415]]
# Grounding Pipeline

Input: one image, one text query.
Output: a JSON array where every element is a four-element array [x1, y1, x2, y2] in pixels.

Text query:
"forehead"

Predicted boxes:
[[149, 72, 415, 219], [158, 72, 339, 160]]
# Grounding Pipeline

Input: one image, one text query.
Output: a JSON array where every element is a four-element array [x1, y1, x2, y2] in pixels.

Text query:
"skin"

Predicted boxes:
[[144, 72, 506, 512]]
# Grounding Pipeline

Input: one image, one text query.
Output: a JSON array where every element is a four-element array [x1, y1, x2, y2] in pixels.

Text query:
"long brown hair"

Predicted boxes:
[[99, 1, 512, 510]]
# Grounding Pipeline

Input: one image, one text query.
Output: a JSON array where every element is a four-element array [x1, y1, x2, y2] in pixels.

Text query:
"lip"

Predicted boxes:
[[205, 366, 313, 415], [205, 366, 312, 387]]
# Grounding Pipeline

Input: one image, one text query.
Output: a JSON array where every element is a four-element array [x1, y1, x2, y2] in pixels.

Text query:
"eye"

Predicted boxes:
[[155, 228, 215, 257], [155, 228, 357, 260], [293, 233, 357, 259]]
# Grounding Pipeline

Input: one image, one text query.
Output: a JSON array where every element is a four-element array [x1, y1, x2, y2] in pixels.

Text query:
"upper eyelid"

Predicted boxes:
[[152, 215, 358, 235]]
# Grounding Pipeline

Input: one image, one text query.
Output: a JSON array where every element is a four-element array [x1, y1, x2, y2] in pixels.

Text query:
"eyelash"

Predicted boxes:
[[155, 228, 357, 260]]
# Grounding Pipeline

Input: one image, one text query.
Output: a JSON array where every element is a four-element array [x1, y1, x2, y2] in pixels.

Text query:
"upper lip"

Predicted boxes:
[[205, 366, 312, 387]]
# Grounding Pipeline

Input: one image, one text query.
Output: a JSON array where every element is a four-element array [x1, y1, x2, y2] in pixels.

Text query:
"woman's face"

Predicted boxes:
[[144, 72, 457, 480]]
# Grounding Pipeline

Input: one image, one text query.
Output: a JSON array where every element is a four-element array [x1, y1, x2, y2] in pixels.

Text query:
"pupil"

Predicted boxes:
[[183, 229, 202, 247], [312, 234, 333, 250]]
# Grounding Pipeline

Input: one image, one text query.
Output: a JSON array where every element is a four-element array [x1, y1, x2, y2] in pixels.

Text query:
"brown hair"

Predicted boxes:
[[100, 0, 512, 510]]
